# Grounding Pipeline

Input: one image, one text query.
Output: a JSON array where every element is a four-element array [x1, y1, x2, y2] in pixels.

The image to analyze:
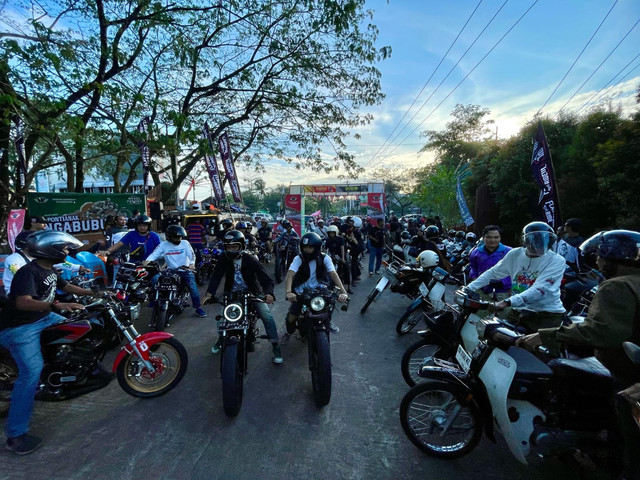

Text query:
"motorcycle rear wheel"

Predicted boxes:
[[401, 335, 452, 387], [310, 331, 331, 407], [396, 308, 425, 336], [400, 381, 482, 458], [221, 342, 244, 417], [274, 257, 286, 284], [116, 337, 188, 398], [360, 288, 380, 314], [152, 306, 169, 332], [0, 354, 17, 418], [195, 264, 209, 286]]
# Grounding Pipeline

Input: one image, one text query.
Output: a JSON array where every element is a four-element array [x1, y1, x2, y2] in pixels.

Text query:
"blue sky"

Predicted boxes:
[[232, 0, 640, 198]]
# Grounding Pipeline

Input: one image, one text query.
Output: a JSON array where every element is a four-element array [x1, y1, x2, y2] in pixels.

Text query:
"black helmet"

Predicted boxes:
[[465, 232, 477, 243], [166, 225, 187, 245], [448, 229, 456, 238], [522, 221, 557, 257], [580, 230, 640, 264], [425, 225, 439, 239], [26, 230, 83, 262], [455, 231, 465, 241], [282, 220, 292, 229], [14, 230, 34, 251], [223, 229, 245, 259], [235, 221, 247, 230], [221, 218, 233, 229], [300, 232, 322, 262], [136, 214, 152, 227]]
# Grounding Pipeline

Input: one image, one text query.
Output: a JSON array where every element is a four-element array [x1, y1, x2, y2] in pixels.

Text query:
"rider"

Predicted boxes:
[[143, 225, 207, 318], [466, 221, 566, 331], [282, 232, 348, 343], [203, 230, 282, 364], [325, 225, 352, 294], [274, 220, 300, 255], [517, 230, 640, 480], [235, 221, 257, 252], [256, 218, 273, 253], [102, 214, 161, 262], [314, 218, 328, 239], [0, 231, 97, 455]]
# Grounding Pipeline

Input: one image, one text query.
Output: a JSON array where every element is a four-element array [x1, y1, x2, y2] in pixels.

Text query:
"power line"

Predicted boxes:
[[536, 0, 619, 116], [371, 0, 540, 167], [366, 0, 484, 167], [555, 16, 640, 116]]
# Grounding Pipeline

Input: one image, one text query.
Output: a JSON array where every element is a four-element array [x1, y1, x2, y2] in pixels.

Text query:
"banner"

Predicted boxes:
[[7, 209, 26, 252], [137, 117, 151, 191], [531, 122, 562, 229], [202, 123, 225, 205], [284, 194, 302, 235], [367, 193, 385, 213], [336, 185, 368, 193], [456, 177, 474, 227], [218, 132, 243, 204], [13, 117, 27, 192], [303, 185, 337, 194]]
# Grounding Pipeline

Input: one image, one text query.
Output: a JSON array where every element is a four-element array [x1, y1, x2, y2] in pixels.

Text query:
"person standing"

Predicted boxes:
[[367, 218, 386, 276], [185, 218, 207, 264], [468, 225, 512, 299], [102, 215, 161, 262]]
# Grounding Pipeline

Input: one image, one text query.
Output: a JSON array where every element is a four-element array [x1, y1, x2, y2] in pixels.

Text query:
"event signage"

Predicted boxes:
[[284, 194, 302, 235], [202, 123, 225, 204], [218, 132, 243, 204], [336, 185, 368, 193], [7, 209, 26, 252], [456, 177, 474, 227], [137, 117, 151, 191], [531, 122, 562, 229], [13, 117, 27, 192]]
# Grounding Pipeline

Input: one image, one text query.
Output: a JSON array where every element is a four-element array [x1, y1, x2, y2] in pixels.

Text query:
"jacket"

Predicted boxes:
[[206, 252, 275, 298], [468, 243, 512, 293]]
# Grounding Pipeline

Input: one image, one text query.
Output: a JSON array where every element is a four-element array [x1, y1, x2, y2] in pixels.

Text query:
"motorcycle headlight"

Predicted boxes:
[[223, 304, 243, 322], [310, 296, 326, 312], [432, 267, 448, 282]]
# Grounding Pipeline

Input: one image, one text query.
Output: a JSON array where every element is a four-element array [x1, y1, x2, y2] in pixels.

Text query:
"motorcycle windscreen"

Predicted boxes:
[[42, 319, 92, 345]]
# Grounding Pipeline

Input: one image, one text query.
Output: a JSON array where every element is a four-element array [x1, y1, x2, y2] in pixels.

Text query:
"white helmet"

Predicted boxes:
[[417, 250, 439, 268], [326, 225, 339, 233]]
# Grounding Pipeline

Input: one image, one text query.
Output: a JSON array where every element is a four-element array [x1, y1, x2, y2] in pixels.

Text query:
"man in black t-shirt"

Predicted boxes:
[[0, 231, 95, 455], [367, 218, 386, 276], [257, 219, 273, 253]]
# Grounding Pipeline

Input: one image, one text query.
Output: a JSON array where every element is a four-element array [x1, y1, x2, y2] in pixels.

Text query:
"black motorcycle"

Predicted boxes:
[[0, 293, 188, 414], [149, 266, 192, 331], [294, 287, 348, 407], [360, 258, 427, 314], [213, 292, 266, 417], [257, 240, 272, 265], [112, 261, 158, 304], [274, 237, 299, 284], [195, 244, 222, 286]]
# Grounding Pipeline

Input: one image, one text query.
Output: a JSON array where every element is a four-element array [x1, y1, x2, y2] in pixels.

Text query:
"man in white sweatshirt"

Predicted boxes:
[[466, 221, 566, 331], [143, 225, 207, 318]]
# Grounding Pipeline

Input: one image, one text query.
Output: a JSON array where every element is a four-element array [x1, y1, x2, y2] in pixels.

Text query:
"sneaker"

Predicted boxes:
[[369, 272, 373, 277], [6, 434, 42, 455], [195, 307, 207, 318], [272, 344, 283, 364], [280, 332, 291, 345], [329, 322, 340, 334], [211, 337, 222, 354], [375, 270, 380, 275]]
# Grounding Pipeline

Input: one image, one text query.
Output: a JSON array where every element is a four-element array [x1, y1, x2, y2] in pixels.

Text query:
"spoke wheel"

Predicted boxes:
[[401, 336, 452, 387], [360, 288, 380, 314], [396, 309, 425, 335], [400, 381, 482, 458]]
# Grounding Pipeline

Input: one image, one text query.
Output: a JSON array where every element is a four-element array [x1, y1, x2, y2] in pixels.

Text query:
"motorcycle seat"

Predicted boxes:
[[507, 346, 553, 379], [547, 356, 612, 386]]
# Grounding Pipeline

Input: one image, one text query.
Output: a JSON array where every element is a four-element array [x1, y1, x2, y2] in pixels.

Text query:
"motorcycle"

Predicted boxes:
[[112, 261, 158, 304], [257, 240, 272, 265], [0, 293, 188, 414], [360, 258, 427, 314], [293, 287, 348, 407], [212, 292, 267, 418], [149, 266, 192, 331], [274, 237, 299, 284], [622, 342, 640, 432], [400, 292, 618, 471], [195, 244, 222, 286], [561, 267, 603, 312]]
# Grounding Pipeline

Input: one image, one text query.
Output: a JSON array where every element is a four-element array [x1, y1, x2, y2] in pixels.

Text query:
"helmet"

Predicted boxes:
[[580, 230, 640, 264], [317, 219, 324, 224], [245, 221, 253, 228], [192, 203, 201, 211], [136, 214, 152, 227], [235, 221, 247, 230], [282, 220, 292, 229], [448, 229, 456, 238], [327, 225, 339, 234], [400, 231, 412, 244], [260, 218, 268, 224], [522, 222, 557, 257], [26, 230, 83, 262], [223, 230, 245, 259], [465, 232, 477, 243], [425, 225, 440, 239], [221, 218, 233, 229], [300, 232, 322, 261], [166, 225, 186, 245], [14, 230, 34, 251], [417, 250, 439, 268], [455, 231, 465, 241]]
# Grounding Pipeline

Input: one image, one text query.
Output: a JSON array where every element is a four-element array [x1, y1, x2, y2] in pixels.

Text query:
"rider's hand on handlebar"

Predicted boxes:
[[489, 300, 510, 312], [55, 302, 86, 313], [337, 293, 348, 303], [264, 294, 275, 304], [515, 333, 542, 352], [285, 292, 297, 302]]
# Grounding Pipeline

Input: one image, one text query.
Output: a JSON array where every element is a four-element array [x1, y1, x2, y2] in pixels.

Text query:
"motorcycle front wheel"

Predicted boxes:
[[401, 334, 452, 387], [152, 305, 169, 332], [221, 341, 244, 417], [117, 337, 188, 398], [396, 308, 425, 336], [274, 257, 286, 284], [310, 330, 331, 407], [400, 381, 482, 458], [360, 287, 380, 314]]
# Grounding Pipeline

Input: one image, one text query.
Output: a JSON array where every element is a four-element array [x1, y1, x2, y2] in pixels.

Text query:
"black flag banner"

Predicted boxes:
[[218, 131, 243, 204], [531, 122, 562, 229], [137, 117, 151, 191], [13, 116, 27, 192], [202, 123, 225, 205]]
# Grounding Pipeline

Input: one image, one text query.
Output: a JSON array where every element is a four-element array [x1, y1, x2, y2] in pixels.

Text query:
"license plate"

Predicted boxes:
[[419, 282, 429, 297], [455, 344, 472, 373]]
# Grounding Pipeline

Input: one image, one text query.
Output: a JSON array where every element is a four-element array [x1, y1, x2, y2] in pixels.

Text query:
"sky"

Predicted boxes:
[[184, 0, 640, 202]]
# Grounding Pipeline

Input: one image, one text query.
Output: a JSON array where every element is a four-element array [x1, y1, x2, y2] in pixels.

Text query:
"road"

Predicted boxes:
[[0, 255, 595, 480]]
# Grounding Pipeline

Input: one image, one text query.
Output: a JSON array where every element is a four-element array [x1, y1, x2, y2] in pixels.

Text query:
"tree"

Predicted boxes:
[[412, 163, 461, 227], [368, 166, 417, 216]]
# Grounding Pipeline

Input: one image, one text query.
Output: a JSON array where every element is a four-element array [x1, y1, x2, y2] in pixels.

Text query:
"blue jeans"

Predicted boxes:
[[152, 269, 201, 308], [369, 245, 383, 273], [252, 301, 279, 343], [0, 312, 66, 438]]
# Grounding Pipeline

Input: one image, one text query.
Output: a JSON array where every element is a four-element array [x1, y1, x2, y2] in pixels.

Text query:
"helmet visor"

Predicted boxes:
[[523, 231, 552, 256]]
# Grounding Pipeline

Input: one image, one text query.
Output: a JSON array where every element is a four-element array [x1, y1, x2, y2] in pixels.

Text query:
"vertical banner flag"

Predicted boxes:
[[284, 194, 302, 236], [531, 122, 562, 229], [456, 177, 474, 227], [218, 132, 243, 204], [13, 117, 27, 192], [137, 117, 151, 191], [202, 123, 225, 205], [7, 209, 26, 252], [366, 192, 385, 223]]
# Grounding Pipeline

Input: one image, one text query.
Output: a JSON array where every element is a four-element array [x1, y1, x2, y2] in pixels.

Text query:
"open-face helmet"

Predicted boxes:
[[580, 230, 640, 264], [417, 250, 439, 269], [522, 222, 557, 257], [166, 225, 187, 245]]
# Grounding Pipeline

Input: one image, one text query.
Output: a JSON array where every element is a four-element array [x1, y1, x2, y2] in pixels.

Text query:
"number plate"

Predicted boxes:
[[419, 282, 429, 297], [455, 344, 472, 373]]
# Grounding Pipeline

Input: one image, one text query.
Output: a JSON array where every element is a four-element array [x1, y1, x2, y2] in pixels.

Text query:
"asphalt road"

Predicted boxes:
[[0, 255, 599, 480]]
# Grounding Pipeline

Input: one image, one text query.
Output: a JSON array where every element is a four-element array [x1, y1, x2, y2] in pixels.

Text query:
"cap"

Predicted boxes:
[[30, 215, 48, 224]]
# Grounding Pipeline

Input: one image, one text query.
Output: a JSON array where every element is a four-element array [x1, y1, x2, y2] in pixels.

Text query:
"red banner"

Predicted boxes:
[[284, 194, 302, 235], [7, 209, 26, 252], [303, 185, 337, 194], [367, 193, 385, 212], [218, 132, 243, 204]]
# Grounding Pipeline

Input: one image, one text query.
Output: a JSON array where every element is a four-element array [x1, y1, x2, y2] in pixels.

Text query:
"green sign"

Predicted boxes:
[[27, 192, 146, 235]]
